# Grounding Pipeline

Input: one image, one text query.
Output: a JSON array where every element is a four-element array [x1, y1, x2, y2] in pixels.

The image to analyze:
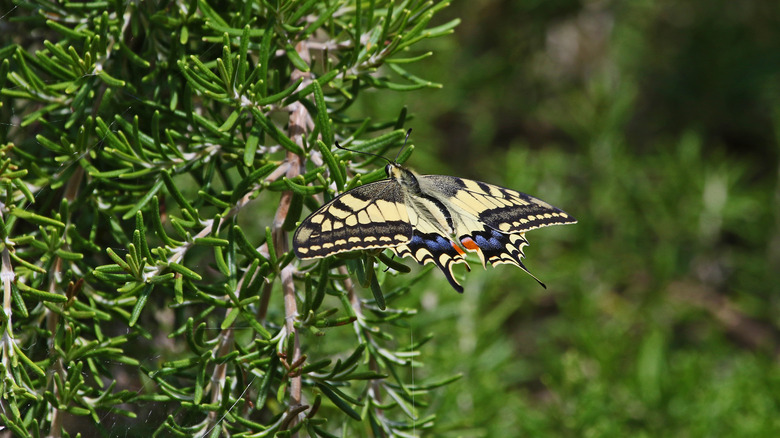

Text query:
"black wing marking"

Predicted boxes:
[[293, 180, 413, 259]]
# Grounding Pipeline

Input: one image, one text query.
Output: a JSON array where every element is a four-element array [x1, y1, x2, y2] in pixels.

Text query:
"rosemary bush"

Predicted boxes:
[[0, 1, 459, 436]]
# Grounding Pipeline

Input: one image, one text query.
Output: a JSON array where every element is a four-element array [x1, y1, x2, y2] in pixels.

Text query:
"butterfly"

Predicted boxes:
[[293, 145, 576, 292]]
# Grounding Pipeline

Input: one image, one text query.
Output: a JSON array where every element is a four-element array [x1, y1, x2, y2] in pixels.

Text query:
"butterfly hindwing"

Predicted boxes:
[[392, 230, 470, 292], [393, 227, 536, 292], [293, 180, 413, 259]]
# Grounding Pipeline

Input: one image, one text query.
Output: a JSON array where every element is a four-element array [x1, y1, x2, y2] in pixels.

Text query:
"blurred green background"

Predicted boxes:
[[360, 0, 780, 435]]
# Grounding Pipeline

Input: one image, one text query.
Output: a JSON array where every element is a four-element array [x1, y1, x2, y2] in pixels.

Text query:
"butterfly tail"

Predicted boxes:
[[468, 230, 547, 288]]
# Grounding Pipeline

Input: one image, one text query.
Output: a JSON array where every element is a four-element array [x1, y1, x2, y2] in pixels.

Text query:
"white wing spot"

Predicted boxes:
[[366, 203, 384, 221], [330, 207, 351, 219], [463, 180, 483, 192], [376, 200, 404, 221], [479, 195, 503, 209], [349, 198, 370, 211], [296, 227, 312, 241], [415, 248, 433, 262]]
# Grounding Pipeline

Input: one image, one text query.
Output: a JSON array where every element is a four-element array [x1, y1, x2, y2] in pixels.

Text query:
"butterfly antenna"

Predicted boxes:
[[334, 140, 392, 164], [334, 128, 412, 164], [393, 128, 412, 162]]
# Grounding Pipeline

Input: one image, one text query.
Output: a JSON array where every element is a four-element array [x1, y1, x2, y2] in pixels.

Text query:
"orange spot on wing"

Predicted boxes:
[[462, 236, 487, 269], [451, 241, 466, 256], [461, 237, 480, 252]]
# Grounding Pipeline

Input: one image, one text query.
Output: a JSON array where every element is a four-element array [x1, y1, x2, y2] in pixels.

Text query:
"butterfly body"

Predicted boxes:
[[294, 162, 576, 292]]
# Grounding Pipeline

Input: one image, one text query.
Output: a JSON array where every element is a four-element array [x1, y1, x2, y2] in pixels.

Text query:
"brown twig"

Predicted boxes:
[[271, 39, 314, 434], [0, 215, 17, 424]]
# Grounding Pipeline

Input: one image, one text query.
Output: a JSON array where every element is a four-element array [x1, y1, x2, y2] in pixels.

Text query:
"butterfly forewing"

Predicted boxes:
[[293, 180, 413, 259], [419, 175, 576, 234]]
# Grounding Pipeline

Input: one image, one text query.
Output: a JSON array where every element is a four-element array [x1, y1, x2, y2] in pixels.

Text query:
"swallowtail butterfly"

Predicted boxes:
[[293, 141, 576, 292]]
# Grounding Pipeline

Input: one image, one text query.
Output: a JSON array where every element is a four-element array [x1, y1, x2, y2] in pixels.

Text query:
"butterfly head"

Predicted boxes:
[[384, 162, 402, 178], [385, 163, 421, 193]]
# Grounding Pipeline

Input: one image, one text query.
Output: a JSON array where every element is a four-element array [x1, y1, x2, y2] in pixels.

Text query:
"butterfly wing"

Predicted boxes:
[[293, 180, 413, 259], [420, 175, 577, 233], [392, 175, 576, 291]]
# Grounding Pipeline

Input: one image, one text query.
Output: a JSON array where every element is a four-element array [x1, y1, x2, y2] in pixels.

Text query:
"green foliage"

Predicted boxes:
[[0, 0, 459, 436], [6, 0, 779, 436]]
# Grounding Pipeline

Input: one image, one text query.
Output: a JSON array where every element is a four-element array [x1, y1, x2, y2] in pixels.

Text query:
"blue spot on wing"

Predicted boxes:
[[398, 231, 467, 293], [469, 228, 525, 266], [410, 234, 454, 252], [474, 229, 504, 251]]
